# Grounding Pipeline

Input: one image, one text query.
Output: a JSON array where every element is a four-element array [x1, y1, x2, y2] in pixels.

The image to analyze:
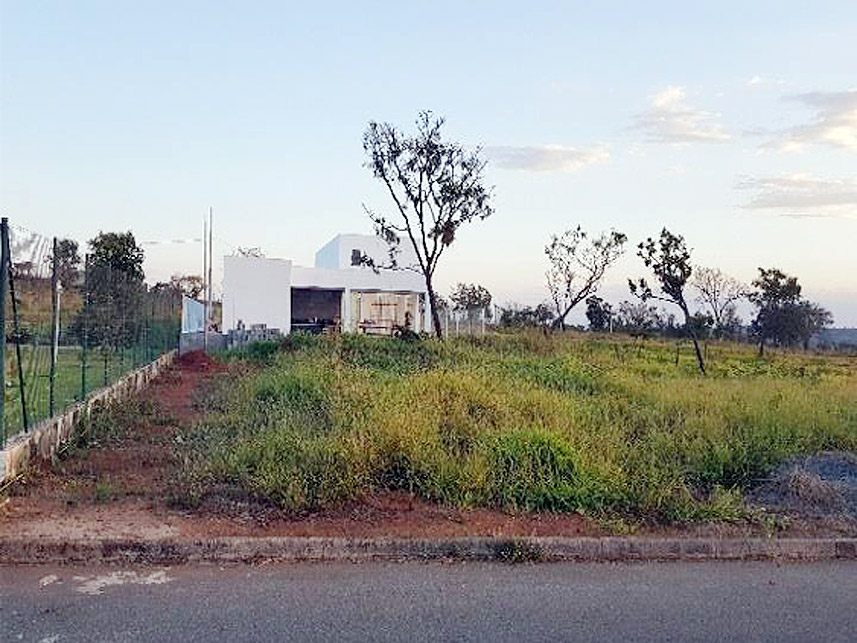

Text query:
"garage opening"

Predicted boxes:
[[291, 288, 342, 334], [351, 291, 422, 335]]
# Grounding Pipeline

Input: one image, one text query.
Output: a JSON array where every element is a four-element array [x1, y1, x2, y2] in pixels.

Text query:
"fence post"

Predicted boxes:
[[49, 237, 60, 416], [80, 255, 88, 401], [7, 236, 29, 433], [0, 218, 7, 445]]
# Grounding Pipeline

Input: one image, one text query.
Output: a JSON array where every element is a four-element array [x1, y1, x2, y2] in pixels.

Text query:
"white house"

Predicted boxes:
[[221, 234, 431, 335]]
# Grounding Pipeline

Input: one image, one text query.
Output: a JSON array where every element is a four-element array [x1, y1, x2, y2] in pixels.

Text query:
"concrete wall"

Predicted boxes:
[[1, 351, 176, 485], [222, 256, 292, 333], [179, 331, 227, 354], [314, 233, 419, 271], [291, 264, 425, 293], [222, 241, 432, 335]]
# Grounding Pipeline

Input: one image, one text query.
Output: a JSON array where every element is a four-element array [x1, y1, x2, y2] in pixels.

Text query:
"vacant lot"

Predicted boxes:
[[191, 333, 857, 524]]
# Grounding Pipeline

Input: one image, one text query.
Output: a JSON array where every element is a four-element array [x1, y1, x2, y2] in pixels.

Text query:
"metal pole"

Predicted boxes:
[[49, 237, 60, 416], [7, 245, 29, 432], [208, 206, 213, 338], [80, 255, 88, 400], [103, 264, 110, 386], [0, 218, 8, 445], [203, 212, 208, 351]]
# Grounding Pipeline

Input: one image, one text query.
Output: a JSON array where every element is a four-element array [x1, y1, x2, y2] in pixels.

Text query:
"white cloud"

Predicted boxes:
[[737, 173, 857, 218], [633, 86, 731, 144], [770, 89, 857, 152], [746, 75, 785, 87], [486, 144, 609, 172]]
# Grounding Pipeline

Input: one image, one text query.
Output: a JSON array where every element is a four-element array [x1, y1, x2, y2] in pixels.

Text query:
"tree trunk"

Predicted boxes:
[[758, 338, 765, 357], [681, 304, 706, 375], [690, 335, 706, 375], [426, 281, 443, 339]]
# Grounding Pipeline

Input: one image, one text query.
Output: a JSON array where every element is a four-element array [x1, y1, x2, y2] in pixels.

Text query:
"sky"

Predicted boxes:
[[1, 1, 855, 325]]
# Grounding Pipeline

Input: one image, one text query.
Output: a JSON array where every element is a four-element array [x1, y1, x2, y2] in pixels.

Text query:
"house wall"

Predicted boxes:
[[314, 233, 419, 271], [221, 238, 432, 335], [222, 256, 292, 332]]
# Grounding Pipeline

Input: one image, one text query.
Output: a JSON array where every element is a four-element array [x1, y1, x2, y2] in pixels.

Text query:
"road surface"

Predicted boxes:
[[2, 560, 856, 642]]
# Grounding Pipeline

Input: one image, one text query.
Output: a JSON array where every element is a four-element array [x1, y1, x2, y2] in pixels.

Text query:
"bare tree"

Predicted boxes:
[[629, 228, 706, 374], [362, 112, 493, 338], [545, 226, 627, 330], [691, 266, 747, 338]]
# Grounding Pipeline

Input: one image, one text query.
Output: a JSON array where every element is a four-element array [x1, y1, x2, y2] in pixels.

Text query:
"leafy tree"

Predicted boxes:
[[748, 268, 802, 355], [749, 268, 834, 353], [77, 232, 146, 349], [629, 228, 706, 374], [45, 238, 81, 290], [362, 111, 493, 338], [686, 311, 714, 341], [614, 300, 662, 337], [170, 274, 205, 299], [88, 231, 144, 280], [499, 303, 555, 329], [691, 266, 747, 338], [585, 295, 613, 331], [796, 301, 834, 349], [545, 226, 627, 330], [450, 283, 492, 321]]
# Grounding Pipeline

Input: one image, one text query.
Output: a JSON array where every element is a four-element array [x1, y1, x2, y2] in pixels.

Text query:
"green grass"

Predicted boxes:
[[195, 332, 857, 523], [3, 340, 174, 443]]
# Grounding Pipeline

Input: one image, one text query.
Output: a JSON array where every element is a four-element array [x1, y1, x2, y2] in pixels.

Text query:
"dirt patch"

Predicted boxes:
[[185, 490, 599, 538], [176, 349, 222, 373]]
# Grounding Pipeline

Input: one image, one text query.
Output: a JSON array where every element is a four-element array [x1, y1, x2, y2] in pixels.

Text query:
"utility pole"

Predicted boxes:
[[203, 212, 209, 351]]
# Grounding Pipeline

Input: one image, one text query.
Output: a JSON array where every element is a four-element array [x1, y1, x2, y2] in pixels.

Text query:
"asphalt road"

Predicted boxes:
[[2, 560, 856, 642]]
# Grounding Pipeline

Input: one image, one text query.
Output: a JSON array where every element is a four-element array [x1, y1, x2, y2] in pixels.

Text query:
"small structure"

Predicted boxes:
[[221, 234, 430, 336]]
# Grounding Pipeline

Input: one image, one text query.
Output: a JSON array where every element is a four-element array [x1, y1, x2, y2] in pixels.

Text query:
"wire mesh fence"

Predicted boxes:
[[436, 307, 493, 337], [1, 218, 180, 447]]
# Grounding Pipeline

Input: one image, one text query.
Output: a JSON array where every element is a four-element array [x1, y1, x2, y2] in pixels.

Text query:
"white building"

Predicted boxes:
[[221, 234, 431, 335]]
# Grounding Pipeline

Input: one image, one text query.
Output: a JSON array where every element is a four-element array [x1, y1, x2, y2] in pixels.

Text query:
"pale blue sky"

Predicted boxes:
[[2, 1, 855, 324]]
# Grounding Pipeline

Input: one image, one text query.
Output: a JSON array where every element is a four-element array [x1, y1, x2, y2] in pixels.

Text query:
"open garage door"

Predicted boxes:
[[291, 288, 342, 334]]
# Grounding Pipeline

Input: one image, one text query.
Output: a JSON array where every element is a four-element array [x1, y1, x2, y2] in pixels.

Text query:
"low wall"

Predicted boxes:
[[1, 350, 177, 485], [179, 332, 226, 355]]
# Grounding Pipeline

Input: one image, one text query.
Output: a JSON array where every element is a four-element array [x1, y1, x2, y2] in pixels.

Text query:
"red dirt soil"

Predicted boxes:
[[0, 352, 600, 541]]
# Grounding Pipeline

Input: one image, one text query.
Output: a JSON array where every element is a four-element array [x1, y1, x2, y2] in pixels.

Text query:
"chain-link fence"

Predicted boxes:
[[1, 218, 180, 446]]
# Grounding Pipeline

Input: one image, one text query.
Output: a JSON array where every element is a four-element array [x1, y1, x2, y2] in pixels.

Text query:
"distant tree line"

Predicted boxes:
[[359, 110, 835, 354]]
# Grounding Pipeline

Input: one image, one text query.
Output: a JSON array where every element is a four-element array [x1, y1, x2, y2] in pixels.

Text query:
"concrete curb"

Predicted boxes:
[[1, 536, 856, 565]]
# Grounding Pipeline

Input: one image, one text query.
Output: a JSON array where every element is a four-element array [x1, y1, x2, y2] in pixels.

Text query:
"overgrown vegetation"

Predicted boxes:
[[193, 332, 857, 523]]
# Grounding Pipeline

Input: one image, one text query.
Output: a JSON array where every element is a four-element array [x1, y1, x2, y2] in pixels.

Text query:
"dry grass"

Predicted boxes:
[[193, 331, 857, 523]]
